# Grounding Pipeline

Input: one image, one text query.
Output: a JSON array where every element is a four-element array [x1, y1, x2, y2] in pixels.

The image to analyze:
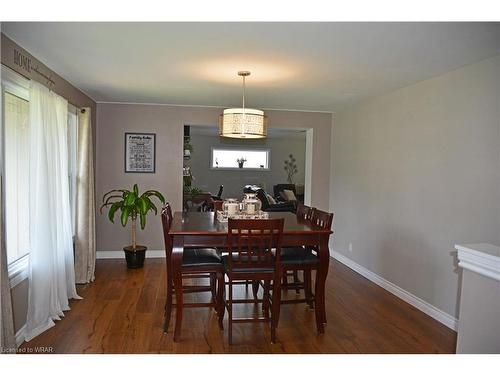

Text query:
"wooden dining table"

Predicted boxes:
[[168, 211, 332, 338]]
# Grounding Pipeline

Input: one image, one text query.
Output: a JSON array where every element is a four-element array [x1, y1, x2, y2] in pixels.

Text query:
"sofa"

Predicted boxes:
[[243, 185, 296, 213]]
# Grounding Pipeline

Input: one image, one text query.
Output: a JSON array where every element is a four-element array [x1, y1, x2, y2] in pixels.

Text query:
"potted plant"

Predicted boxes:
[[100, 184, 165, 269], [236, 157, 247, 168], [184, 185, 202, 197]]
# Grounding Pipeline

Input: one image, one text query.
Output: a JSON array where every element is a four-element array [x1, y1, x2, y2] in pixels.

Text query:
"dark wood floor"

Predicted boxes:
[[20, 258, 456, 353]]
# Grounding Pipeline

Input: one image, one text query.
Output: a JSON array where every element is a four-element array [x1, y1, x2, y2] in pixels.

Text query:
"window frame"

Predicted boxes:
[[210, 147, 271, 171], [2, 66, 31, 284]]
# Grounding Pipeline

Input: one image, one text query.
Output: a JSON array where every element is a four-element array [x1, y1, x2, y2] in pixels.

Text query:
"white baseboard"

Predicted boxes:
[[96, 250, 166, 259], [331, 249, 458, 332], [15, 324, 26, 347]]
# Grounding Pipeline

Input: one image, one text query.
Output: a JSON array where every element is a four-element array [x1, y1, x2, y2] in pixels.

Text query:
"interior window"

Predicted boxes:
[[211, 148, 270, 169]]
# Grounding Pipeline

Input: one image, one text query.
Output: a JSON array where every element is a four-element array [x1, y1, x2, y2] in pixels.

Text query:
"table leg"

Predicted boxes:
[[315, 236, 330, 334], [172, 236, 184, 342]]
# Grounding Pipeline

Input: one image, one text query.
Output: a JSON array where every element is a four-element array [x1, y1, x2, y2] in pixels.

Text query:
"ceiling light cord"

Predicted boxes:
[[242, 74, 246, 114]]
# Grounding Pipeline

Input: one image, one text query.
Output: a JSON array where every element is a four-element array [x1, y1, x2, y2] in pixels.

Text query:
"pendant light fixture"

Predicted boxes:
[[219, 71, 267, 139]]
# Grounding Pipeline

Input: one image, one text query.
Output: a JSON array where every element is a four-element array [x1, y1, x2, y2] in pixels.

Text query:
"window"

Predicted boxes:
[[211, 148, 270, 170], [2, 67, 78, 275], [4, 91, 30, 265]]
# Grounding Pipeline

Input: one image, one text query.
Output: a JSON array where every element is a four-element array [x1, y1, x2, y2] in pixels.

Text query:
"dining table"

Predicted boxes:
[[168, 211, 332, 339]]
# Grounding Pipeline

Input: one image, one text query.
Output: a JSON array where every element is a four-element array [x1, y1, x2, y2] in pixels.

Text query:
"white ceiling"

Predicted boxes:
[[2, 22, 499, 112]]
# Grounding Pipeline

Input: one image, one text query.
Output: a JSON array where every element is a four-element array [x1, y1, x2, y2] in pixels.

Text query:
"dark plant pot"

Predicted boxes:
[[123, 245, 147, 269], [238, 163, 244, 168]]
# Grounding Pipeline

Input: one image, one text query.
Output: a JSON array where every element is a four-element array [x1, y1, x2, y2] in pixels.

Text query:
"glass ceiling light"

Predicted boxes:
[[219, 71, 267, 139]]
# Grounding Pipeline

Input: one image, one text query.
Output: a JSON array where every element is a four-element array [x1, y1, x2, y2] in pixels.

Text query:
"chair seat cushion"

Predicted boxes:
[[222, 255, 275, 273], [182, 248, 222, 267], [280, 247, 319, 265]]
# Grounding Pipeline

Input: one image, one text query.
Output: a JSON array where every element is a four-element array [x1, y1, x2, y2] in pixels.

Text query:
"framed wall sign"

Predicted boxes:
[[124, 132, 156, 173]]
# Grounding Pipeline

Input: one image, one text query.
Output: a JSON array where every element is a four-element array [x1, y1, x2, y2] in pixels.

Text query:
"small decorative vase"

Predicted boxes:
[[242, 193, 262, 214], [238, 162, 244, 168], [223, 198, 240, 217]]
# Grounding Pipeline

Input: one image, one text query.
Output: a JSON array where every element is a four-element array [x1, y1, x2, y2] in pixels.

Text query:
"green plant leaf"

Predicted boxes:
[[120, 206, 130, 227], [139, 213, 146, 230], [144, 190, 165, 204], [133, 184, 139, 196], [141, 196, 156, 215], [99, 201, 114, 214], [103, 194, 123, 207], [124, 191, 136, 206], [150, 201, 158, 215], [102, 189, 127, 202], [138, 196, 149, 215], [108, 201, 122, 223]]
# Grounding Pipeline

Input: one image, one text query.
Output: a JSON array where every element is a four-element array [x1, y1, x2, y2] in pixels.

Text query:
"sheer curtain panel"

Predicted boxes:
[[1, 176, 16, 353], [1, 88, 18, 353], [24, 81, 81, 341], [75, 107, 96, 284]]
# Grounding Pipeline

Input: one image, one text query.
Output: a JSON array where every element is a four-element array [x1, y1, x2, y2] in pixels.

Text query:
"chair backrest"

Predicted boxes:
[[310, 208, 334, 231], [161, 203, 174, 270], [216, 184, 224, 199], [227, 218, 284, 273], [296, 203, 314, 221]]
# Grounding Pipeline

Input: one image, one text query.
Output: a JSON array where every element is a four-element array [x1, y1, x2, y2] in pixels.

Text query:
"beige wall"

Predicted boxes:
[[330, 55, 500, 318], [96, 103, 332, 252]]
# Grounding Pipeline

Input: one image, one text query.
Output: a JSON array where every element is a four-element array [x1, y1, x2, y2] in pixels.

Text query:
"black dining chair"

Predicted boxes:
[[282, 204, 316, 294], [279, 208, 333, 311], [161, 203, 225, 341]]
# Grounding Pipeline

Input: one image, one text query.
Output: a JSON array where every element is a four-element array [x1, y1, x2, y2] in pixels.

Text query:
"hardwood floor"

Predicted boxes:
[[20, 258, 456, 353]]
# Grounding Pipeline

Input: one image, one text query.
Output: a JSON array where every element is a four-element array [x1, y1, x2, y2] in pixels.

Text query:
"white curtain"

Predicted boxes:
[[24, 81, 80, 341], [1, 178, 16, 352], [74, 107, 96, 283]]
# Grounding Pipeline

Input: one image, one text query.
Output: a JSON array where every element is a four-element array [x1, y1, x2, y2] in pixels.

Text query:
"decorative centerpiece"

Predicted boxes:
[[223, 198, 240, 216], [217, 197, 268, 222], [242, 192, 262, 214]]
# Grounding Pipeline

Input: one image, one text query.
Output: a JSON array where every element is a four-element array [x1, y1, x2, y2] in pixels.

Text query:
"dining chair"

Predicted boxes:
[[282, 204, 316, 293], [279, 207, 333, 312], [212, 200, 258, 298], [223, 218, 284, 344], [296, 203, 315, 221], [161, 203, 225, 341]]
